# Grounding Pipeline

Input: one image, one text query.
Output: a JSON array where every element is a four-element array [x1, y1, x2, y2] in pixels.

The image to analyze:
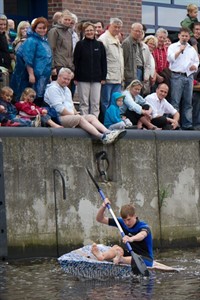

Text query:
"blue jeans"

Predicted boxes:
[[170, 73, 193, 128], [100, 83, 121, 115], [137, 68, 143, 81]]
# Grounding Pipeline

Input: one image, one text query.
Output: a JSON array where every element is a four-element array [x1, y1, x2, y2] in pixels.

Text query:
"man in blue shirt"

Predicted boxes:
[[91, 198, 153, 267]]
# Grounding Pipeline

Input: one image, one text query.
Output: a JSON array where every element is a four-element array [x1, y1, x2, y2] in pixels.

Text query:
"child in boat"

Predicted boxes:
[[15, 88, 63, 128], [91, 198, 153, 267]]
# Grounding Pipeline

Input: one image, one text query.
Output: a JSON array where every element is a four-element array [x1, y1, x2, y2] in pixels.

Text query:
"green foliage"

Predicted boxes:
[[159, 186, 169, 210]]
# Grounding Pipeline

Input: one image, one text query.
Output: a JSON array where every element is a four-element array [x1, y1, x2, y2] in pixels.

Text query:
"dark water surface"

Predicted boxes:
[[0, 248, 200, 300]]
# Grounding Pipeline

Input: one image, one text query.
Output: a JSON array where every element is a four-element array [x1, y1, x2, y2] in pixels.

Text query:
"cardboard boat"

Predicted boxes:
[[58, 244, 179, 279]]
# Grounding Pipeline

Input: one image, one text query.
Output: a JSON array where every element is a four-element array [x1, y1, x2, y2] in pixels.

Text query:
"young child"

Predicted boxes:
[[121, 79, 161, 130], [91, 198, 153, 268], [0, 86, 40, 127], [15, 88, 63, 128], [180, 3, 199, 36], [104, 92, 133, 130]]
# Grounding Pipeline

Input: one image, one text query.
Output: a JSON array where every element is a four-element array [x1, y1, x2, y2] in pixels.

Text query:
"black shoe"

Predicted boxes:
[[182, 126, 195, 130]]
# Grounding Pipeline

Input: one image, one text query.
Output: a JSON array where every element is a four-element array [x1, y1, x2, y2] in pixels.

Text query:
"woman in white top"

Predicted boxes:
[[143, 35, 158, 96]]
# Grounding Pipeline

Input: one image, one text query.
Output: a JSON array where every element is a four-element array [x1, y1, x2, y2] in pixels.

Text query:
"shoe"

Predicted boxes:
[[102, 129, 127, 144], [125, 123, 134, 128], [31, 115, 41, 127], [124, 118, 133, 127]]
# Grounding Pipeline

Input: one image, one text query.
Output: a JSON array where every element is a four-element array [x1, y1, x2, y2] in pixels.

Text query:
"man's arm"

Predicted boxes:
[[96, 198, 110, 225], [166, 111, 180, 129], [172, 111, 180, 123], [122, 230, 148, 243]]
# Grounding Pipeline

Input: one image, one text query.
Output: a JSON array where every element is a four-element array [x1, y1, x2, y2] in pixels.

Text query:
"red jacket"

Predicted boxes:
[[15, 101, 43, 117]]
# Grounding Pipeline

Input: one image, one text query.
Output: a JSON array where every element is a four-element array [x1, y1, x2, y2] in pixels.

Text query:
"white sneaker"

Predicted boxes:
[[102, 129, 127, 144], [124, 118, 133, 127], [31, 115, 41, 127]]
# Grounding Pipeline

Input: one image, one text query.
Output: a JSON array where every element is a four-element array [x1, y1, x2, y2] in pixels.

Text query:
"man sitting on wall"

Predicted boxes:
[[145, 83, 180, 130], [44, 67, 126, 144]]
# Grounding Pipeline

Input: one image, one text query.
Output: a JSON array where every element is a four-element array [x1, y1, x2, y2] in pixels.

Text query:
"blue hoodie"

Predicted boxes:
[[104, 92, 125, 128]]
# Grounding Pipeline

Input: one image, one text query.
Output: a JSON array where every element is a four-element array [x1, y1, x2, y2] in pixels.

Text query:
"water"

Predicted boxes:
[[0, 248, 200, 300]]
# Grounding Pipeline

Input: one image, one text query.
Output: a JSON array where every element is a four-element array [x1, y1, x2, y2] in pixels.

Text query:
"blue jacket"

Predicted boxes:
[[22, 30, 52, 78], [11, 30, 52, 99], [0, 99, 18, 119], [104, 92, 124, 128]]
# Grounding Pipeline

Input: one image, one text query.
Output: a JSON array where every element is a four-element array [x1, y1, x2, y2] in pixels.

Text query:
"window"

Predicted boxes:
[[4, 0, 48, 22], [174, 0, 199, 5], [158, 7, 186, 28], [142, 1, 200, 31], [142, 6, 155, 26], [143, 0, 170, 3]]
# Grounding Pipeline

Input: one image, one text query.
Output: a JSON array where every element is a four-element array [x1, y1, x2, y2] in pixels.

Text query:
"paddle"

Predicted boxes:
[[86, 167, 150, 277]]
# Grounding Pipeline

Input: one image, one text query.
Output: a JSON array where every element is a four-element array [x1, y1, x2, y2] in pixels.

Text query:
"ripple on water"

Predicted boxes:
[[0, 249, 199, 300]]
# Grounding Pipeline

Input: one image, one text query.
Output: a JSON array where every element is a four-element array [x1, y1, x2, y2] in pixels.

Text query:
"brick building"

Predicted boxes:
[[4, 1, 197, 34], [48, 0, 142, 36], [3, 0, 142, 36]]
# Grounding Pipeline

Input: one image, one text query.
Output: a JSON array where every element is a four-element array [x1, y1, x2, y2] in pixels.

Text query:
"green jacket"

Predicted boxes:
[[180, 16, 198, 36]]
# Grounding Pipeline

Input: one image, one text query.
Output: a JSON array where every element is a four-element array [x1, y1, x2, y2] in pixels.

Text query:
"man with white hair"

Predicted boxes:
[[98, 18, 124, 121], [122, 22, 152, 88], [153, 28, 169, 84], [44, 68, 126, 144]]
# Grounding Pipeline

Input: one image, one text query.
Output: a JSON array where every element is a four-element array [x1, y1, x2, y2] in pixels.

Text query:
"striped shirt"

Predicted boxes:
[[153, 46, 169, 73]]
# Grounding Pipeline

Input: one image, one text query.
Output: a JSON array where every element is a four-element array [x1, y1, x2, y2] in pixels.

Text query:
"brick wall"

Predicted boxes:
[[48, 0, 142, 37]]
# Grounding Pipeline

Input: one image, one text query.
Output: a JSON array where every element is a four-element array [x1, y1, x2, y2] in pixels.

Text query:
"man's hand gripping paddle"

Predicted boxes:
[[86, 168, 150, 277]]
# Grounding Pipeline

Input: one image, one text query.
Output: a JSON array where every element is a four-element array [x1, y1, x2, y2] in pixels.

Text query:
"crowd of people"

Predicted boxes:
[[0, 3, 200, 137]]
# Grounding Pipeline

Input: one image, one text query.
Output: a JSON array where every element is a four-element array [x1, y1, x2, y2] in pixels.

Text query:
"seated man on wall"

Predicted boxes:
[[145, 83, 180, 130], [44, 68, 126, 144]]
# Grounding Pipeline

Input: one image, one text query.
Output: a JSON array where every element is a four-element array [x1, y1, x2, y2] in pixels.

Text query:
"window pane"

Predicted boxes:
[[142, 5, 155, 25], [174, 0, 199, 5], [158, 7, 187, 28]]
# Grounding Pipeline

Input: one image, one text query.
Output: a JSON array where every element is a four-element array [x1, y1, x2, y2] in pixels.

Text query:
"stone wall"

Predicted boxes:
[[0, 128, 200, 258]]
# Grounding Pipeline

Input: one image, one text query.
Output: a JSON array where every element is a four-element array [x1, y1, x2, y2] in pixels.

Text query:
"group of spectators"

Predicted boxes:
[[0, 3, 200, 137]]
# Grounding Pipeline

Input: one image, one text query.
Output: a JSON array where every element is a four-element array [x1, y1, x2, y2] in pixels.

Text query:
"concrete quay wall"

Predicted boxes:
[[0, 128, 200, 258]]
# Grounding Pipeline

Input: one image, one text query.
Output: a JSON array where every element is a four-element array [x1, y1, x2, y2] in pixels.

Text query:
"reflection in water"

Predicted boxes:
[[0, 249, 200, 300]]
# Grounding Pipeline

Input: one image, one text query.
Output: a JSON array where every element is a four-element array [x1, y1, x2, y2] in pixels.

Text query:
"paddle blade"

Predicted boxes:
[[131, 252, 150, 277]]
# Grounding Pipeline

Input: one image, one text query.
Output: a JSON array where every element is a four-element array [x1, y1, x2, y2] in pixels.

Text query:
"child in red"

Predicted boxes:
[[15, 88, 63, 128]]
